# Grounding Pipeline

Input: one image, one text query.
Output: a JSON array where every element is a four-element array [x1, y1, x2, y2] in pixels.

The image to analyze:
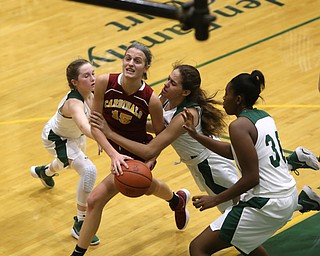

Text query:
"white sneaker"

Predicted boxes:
[[287, 147, 319, 170]]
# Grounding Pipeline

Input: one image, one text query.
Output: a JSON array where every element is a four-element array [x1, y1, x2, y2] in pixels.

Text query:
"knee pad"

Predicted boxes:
[[71, 153, 97, 193], [83, 165, 97, 192]]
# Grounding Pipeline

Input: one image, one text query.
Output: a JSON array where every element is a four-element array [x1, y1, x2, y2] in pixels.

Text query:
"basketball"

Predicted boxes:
[[114, 160, 152, 198]]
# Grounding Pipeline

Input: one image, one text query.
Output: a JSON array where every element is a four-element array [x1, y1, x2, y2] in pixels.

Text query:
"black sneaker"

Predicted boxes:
[[30, 165, 55, 188], [71, 216, 100, 246]]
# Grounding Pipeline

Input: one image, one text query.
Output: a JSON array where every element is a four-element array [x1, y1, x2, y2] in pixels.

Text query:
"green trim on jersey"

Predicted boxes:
[[66, 89, 84, 102], [239, 108, 269, 124], [173, 99, 199, 118]]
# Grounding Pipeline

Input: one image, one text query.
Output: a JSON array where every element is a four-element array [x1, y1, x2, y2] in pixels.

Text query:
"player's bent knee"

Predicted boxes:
[[71, 153, 97, 193], [86, 190, 107, 210], [86, 193, 97, 209]]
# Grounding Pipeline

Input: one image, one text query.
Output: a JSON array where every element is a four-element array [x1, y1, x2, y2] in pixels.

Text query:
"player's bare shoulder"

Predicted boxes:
[[95, 73, 110, 91]]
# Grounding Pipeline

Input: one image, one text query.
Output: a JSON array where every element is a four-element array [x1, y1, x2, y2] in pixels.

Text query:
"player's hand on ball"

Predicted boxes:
[[114, 160, 152, 198], [110, 153, 132, 176]]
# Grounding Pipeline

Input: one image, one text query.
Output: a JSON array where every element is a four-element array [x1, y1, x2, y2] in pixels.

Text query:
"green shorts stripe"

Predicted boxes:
[[220, 197, 270, 243], [197, 159, 228, 194], [48, 129, 69, 167]]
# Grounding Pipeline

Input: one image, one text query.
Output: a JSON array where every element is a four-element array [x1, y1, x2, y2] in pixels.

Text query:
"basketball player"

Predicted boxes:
[[91, 64, 240, 213], [71, 42, 189, 256], [91, 64, 319, 216], [182, 70, 315, 255], [30, 59, 99, 245]]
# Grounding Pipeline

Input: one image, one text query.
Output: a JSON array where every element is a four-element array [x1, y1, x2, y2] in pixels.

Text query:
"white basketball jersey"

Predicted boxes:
[[232, 109, 296, 200], [47, 89, 91, 139]]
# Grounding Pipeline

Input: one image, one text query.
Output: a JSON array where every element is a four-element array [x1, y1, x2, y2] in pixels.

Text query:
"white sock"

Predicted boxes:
[[77, 210, 86, 222], [45, 164, 56, 177]]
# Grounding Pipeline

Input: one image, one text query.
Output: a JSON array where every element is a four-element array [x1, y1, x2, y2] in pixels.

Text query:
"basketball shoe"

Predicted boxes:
[[298, 186, 320, 213], [71, 216, 100, 246], [30, 165, 56, 188], [171, 189, 190, 230], [286, 147, 319, 171]]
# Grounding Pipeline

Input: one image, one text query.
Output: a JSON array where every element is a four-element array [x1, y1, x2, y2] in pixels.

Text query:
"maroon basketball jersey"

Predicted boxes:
[[103, 73, 154, 160]]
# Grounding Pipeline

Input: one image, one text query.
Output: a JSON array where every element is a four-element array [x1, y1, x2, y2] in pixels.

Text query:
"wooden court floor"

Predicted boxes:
[[0, 0, 319, 255]]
